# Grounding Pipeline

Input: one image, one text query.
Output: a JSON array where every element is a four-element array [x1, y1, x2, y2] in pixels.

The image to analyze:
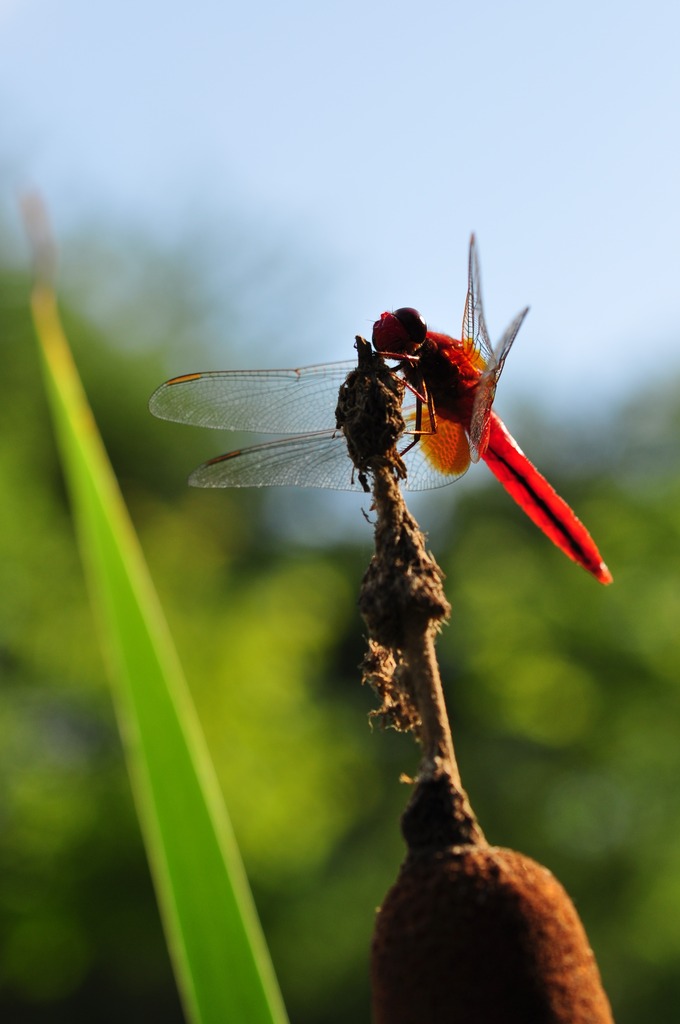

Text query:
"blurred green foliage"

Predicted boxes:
[[1, 229, 679, 1024]]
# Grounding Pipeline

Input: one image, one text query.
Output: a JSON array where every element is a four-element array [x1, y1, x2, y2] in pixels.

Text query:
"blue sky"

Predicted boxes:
[[1, 0, 679, 418]]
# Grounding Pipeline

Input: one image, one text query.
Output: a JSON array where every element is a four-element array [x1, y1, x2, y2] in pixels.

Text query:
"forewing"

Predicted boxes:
[[489, 306, 529, 383], [461, 234, 493, 367], [149, 361, 357, 434], [188, 430, 364, 490]]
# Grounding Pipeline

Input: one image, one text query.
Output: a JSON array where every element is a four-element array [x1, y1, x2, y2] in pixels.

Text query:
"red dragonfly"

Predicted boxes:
[[150, 236, 612, 584]]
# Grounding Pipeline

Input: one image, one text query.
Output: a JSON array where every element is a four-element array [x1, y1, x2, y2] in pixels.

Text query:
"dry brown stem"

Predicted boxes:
[[336, 337, 481, 843]]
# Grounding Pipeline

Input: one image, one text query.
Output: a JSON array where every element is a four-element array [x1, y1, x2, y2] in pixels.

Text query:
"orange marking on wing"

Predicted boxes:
[[418, 412, 471, 477], [465, 341, 488, 374], [205, 450, 240, 464], [167, 372, 203, 385]]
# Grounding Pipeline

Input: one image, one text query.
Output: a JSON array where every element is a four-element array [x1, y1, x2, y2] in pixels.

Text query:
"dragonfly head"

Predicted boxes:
[[372, 307, 427, 357]]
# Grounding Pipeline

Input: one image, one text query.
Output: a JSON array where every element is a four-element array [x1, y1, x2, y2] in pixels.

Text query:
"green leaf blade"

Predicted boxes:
[[29, 281, 289, 1024]]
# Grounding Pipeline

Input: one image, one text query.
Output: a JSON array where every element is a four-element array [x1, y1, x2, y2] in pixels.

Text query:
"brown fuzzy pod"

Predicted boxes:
[[372, 781, 614, 1024]]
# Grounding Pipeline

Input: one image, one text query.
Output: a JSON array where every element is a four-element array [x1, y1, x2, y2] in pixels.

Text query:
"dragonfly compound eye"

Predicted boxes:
[[393, 307, 427, 348]]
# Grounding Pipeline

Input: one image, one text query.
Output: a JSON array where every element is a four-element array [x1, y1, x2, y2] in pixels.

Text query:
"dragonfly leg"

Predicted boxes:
[[378, 350, 421, 367], [377, 352, 430, 406], [398, 384, 438, 457]]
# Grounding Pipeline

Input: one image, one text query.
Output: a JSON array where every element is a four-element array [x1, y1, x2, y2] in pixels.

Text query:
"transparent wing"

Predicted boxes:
[[189, 430, 364, 490], [188, 413, 471, 493], [461, 234, 493, 367], [468, 306, 529, 460], [488, 305, 529, 384], [149, 360, 357, 434], [400, 409, 471, 490]]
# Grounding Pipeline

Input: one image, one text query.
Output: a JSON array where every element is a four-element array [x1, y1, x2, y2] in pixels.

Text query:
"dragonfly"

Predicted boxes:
[[149, 236, 612, 584]]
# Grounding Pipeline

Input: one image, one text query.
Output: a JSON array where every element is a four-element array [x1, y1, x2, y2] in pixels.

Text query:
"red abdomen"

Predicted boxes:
[[483, 414, 612, 584]]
